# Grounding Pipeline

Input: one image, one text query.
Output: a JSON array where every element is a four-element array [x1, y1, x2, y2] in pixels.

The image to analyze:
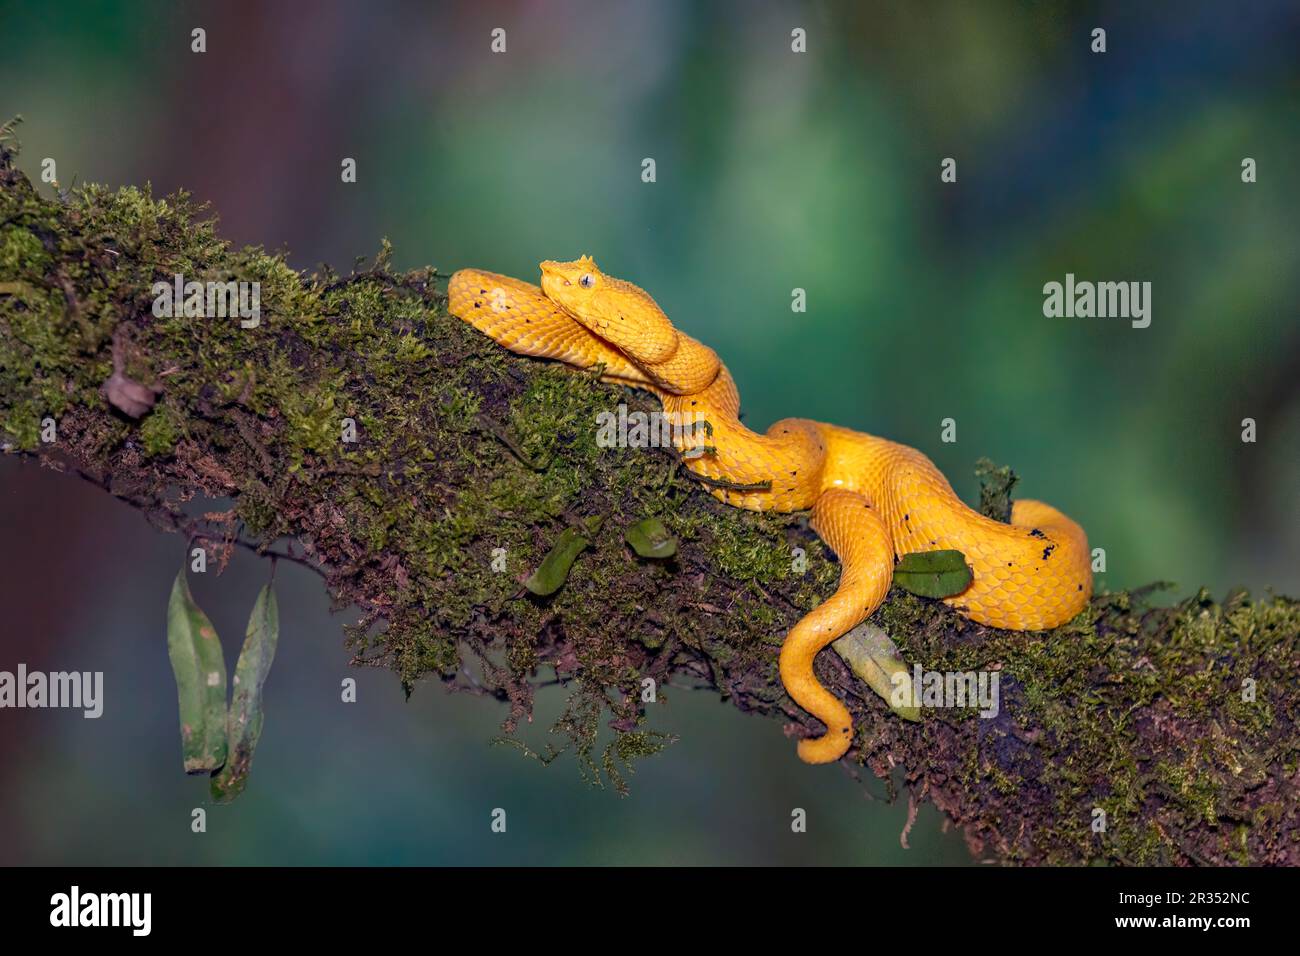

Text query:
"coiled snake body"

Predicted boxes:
[[450, 257, 1091, 764]]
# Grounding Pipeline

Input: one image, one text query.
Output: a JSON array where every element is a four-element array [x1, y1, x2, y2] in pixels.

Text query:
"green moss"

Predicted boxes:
[[280, 381, 343, 465], [139, 400, 183, 456], [974, 456, 1018, 522], [0, 225, 49, 272], [603, 729, 675, 797], [392, 620, 460, 687], [1, 398, 41, 449], [236, 487, 282, 540]]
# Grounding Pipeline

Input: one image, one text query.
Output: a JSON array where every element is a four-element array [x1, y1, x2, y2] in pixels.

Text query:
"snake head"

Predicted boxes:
[[540, 256, 679, 365]]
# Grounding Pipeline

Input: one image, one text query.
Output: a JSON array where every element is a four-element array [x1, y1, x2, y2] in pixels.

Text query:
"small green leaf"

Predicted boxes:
[[893, 549, 972, 598], [211, 584, 279, 803], [624, 517, 677, 559], [524, 527, 590, 596], [165, 569, 228, 773], [832, 623, 920, 721]]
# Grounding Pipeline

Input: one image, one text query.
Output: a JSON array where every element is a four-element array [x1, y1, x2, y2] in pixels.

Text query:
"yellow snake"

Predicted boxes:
[[449, 257, 1091, 764]]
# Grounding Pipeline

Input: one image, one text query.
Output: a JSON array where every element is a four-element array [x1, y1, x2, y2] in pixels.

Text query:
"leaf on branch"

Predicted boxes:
[[624, 517, 677, 559], [893, 549, 972, 598], [211, 583, 279, 803], [165, 569, 228, 773], [524, 527, 591, 596], [832, 622, 920, 721]]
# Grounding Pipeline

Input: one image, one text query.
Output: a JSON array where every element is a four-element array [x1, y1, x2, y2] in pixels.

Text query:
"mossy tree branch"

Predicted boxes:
[[1, 131, 1296, 865]]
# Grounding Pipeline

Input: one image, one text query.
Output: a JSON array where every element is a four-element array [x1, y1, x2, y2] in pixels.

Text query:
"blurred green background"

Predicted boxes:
[[0, 0, 1296, 865]]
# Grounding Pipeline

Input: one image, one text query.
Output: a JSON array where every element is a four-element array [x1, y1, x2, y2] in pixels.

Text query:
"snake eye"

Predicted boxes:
[[579, 274, 595, 289]]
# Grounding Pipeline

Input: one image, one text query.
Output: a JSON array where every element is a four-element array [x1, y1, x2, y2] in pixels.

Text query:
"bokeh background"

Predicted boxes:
[[1, 0, 1296, 865]]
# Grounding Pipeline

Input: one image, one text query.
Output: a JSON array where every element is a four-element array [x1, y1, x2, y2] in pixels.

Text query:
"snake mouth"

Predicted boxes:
[[577, 313, 610, 333]]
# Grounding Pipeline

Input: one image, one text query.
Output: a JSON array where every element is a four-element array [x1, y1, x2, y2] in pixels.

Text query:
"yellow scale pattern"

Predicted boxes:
[[450, 258, 1092, 764]]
